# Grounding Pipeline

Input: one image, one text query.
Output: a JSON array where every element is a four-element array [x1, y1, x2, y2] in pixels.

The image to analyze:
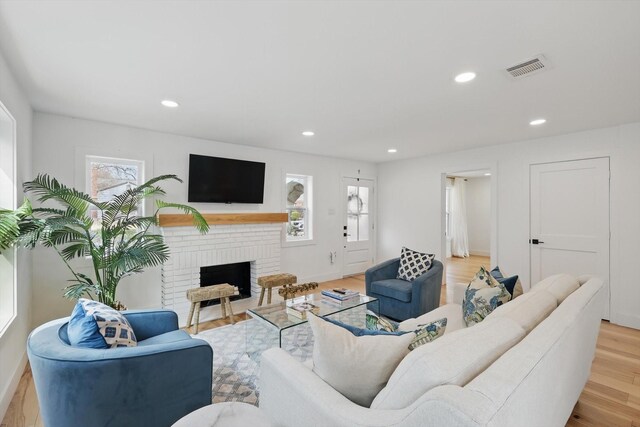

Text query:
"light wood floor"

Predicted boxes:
[[3, 258, 639, 427]]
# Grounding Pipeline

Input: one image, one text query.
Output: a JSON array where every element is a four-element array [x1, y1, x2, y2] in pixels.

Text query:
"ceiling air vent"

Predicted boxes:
[[505, 55, 551, 79]]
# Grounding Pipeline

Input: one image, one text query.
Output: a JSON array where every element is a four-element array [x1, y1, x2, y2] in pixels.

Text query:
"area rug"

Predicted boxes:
[[193, 318, 315, 406], [194, 308, 367, 406]]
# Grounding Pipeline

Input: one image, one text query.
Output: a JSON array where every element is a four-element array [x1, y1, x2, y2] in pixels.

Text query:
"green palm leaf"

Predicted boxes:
[[155, 200, 209, 234], [2, 173, 207, 308]]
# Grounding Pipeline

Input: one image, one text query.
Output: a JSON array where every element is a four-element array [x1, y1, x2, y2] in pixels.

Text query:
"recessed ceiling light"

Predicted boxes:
[[387, 148, 397, 153], [529, 118, 547, 126], [302, 131, 315, 136], [454, 72, 476, 83], [484, 172, 491, 176], [161, 100, 179, 108]]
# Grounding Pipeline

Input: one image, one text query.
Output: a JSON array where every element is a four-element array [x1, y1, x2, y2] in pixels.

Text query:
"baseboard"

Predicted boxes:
[[297, 272, 344, 284], [0, 350, 28, 422], [469, 250, 490, 257], [611, 312, 640, 330]]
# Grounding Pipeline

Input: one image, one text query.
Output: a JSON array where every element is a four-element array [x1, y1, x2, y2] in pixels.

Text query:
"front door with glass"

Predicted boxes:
[[343, 178, 374, 276]]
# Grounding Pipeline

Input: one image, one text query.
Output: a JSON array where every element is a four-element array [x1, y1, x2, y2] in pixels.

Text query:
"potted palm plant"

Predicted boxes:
[[0, 174, 208, 309]]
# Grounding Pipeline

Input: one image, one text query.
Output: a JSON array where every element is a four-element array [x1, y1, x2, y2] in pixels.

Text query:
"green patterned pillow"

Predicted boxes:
[[463, 267, 511, 326], [366, 310, 397, 333], [408, 318, 447, 350]]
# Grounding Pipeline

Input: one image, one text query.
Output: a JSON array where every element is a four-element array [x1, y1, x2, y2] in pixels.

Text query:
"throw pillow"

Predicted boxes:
[[365, 310, 398, 333], [490, 266, 523, 299], [68, 298, 137, 348], [397, 247, 435, 281], [463, 267, 511, 326], [408, 318, 447, 350], [307, 312, 415, 407]]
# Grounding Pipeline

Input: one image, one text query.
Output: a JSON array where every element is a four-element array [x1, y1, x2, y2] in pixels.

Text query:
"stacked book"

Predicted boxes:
[[321, 288, 360, 302], [286, 301, 320, 319]]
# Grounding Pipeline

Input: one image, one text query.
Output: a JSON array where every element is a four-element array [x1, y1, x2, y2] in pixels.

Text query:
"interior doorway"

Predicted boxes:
[[441, 169, 494, 292]]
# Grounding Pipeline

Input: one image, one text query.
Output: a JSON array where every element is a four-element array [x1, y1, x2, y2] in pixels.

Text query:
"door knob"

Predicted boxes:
[[530, 239, 545, 245]]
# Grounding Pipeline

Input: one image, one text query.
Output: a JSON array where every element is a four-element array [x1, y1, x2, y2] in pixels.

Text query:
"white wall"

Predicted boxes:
[[0, 52, 32, 418], [465, 177, 491, 256], [377, 123, 640, 329], [31, 112, 376, 326]]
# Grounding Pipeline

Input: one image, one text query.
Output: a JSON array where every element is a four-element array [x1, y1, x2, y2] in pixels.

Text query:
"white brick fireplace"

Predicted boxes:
[[160, 222, 283, 325]]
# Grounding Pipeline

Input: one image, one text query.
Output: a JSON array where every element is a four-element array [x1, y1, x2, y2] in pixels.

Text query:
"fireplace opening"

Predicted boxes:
[[199, 262, 251, 307]]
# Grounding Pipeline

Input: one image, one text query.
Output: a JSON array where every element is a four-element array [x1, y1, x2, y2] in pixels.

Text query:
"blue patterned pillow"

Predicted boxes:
[[365, 310, 399, 333], [324, 316, 410, 337], [463, 267, 511, 326], [397, 247, 435, 281], [67, 298, 137, 348], [408, 318, 447, 350], [490, 266, 523, 299]]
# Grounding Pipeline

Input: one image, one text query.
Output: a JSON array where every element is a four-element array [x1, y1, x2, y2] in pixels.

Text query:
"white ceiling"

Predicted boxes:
[[0, 1, 639, 163]]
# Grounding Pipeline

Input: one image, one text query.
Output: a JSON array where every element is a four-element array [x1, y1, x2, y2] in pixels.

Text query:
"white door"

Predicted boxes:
[[530, 157, 610, 318], [343, 178, 374, 276]]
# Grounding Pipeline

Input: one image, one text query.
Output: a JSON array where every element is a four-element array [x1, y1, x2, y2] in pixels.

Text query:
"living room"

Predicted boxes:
[[0, 1, 639, 426]]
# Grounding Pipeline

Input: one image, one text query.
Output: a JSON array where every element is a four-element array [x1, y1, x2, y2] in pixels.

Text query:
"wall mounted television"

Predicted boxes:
[[188, 154, 266, 203]]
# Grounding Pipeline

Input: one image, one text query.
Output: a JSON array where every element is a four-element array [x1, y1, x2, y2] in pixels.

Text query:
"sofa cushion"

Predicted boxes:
[[307, 312, 415, 407], [530, 274, 580, 304], [67, 298, 137, 349], [371, 317, 525, 410], [398, 303, 465, 335], [397, 247, 435, 281], [486, 290, 558, 333], [463, 267, 511, 326], [137, 329, 192, 347], [370, 279, 412, 302]]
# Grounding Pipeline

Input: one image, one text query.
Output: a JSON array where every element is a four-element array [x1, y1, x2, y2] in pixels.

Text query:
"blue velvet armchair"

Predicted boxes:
[[27, 309, 213, 427], [365, 258, 443, 321]]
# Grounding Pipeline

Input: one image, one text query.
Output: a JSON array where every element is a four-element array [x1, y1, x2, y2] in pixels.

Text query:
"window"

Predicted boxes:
[[346, 184, 371, 242], [0, 100, 16, 336], [85, 156, 144, 225], [285, 174, 313, 242]]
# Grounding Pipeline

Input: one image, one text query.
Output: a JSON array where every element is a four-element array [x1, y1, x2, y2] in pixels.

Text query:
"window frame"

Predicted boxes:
[[283, 172, 314, 247], [0, 99, 17, 337], [85, 155, 146, 217]]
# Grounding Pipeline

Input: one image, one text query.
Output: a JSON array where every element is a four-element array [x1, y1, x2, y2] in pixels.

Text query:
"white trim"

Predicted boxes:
[[0, 98, 17, 338], [0, 350, 27, 422]]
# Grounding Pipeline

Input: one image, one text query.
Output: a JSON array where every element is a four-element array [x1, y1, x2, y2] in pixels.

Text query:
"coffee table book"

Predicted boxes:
[[321, 289, 360, 301], [286, 301, 320, 319]]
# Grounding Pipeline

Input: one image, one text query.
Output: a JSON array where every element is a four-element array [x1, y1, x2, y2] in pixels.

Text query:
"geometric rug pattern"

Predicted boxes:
[[193, 307, 367, 406], [194, 318, 314, 406]]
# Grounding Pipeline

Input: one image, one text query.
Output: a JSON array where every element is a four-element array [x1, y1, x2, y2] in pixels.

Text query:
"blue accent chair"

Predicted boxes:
[[365, 258, 443, 321], [27, 309, 213, 427]]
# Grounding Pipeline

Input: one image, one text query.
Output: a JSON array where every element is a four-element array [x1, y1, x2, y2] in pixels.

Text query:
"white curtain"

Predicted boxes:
[[450, 177, 469, 258]]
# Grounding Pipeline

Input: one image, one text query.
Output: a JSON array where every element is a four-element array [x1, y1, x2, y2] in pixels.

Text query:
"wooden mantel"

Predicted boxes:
[[158, 212, 288, 227]]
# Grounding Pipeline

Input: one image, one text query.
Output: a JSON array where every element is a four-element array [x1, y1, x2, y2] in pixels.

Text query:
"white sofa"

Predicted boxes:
[[260, 274, 605, 427]]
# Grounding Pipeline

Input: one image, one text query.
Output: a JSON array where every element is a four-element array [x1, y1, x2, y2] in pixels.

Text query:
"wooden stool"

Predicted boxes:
[[257, 273, 297, 306], [186, 283, 238, 334]]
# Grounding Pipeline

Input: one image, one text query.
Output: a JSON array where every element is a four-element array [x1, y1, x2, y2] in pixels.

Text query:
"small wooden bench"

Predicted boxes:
[[186, 283, 238, 334], [257, 273, 297, 306]]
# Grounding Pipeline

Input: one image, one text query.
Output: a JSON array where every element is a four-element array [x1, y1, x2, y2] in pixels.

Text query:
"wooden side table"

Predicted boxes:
[[257, 273, 297, 306], [186, 283, 238, 334]]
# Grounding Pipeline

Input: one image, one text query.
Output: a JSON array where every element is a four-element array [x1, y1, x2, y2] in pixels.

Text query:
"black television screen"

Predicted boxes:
[[188, 154, 265, 203]]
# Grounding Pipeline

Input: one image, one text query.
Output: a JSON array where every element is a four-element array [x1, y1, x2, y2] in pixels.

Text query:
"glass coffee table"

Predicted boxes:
[[246, 293, 379, 349]]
